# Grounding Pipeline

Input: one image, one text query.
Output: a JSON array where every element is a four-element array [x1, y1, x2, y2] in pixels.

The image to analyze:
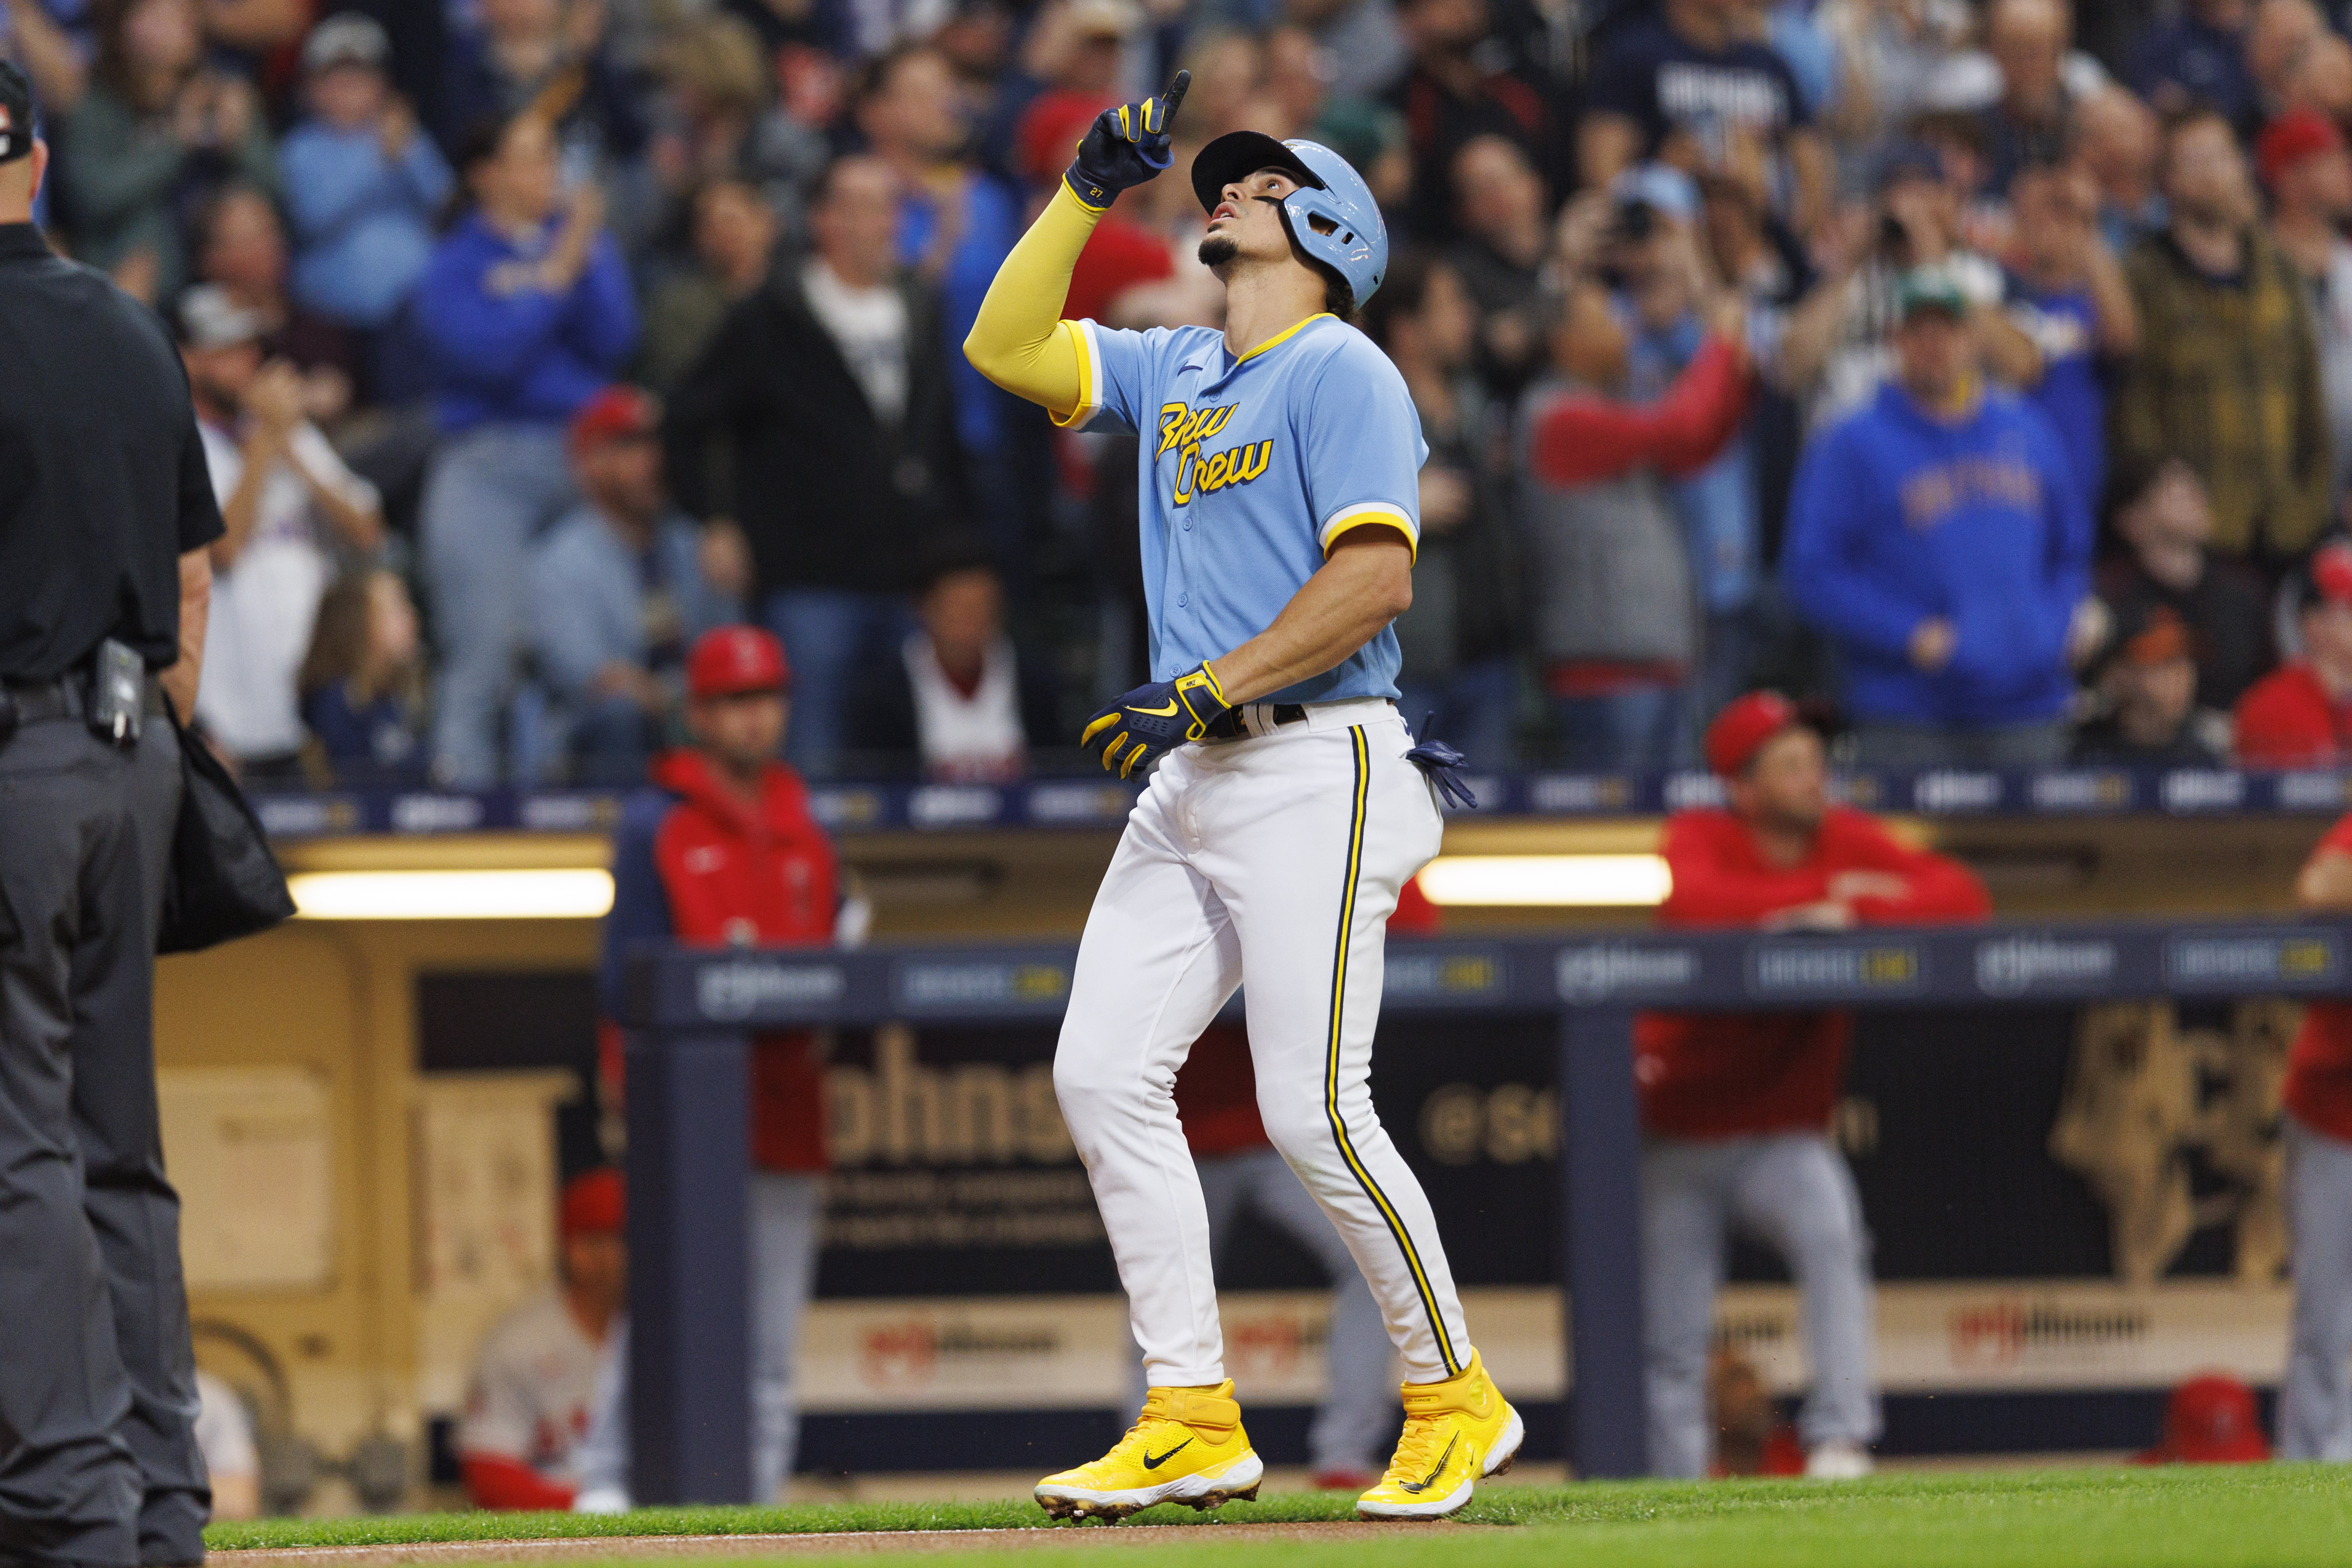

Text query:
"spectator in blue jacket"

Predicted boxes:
[[526, 386, 744, 784], [278, 14, 453, 334], [1781, 265, 2093, 769], [415, 107, 637, 786]]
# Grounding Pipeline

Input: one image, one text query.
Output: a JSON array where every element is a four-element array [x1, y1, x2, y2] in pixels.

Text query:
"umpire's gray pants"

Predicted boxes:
[[1641, 1132, 1880, 1477], [1125, 1147, 1397, 1474], [2281, 1115, 2352, 1459], [575, 1172, 823, 1502], [0, 718, 204, 1565]]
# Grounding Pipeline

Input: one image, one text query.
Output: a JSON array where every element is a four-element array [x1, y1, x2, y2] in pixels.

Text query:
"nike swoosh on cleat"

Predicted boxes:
[[1133, 701, 1180, 716], [1398, 1435, 1458, 1494], [1142, 1439, 1194, 1470]]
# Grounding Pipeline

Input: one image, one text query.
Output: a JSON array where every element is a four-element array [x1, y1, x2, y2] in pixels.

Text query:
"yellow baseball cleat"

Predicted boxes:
[[1356, 1348, 1523, 1521], [1035, 1380, 1264, 1523]]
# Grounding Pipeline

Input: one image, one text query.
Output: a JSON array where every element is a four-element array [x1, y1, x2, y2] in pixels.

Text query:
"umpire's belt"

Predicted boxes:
[[3, 672, 168, 725], [1200, 703, 1307, 742]]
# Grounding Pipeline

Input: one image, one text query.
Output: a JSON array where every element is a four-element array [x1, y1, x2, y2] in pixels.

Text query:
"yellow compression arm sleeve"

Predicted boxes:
[[963, 180, 1103, 426]]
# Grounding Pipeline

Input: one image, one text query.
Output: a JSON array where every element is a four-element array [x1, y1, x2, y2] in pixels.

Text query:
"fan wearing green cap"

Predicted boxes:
[[965, 74, 1516, 1524]]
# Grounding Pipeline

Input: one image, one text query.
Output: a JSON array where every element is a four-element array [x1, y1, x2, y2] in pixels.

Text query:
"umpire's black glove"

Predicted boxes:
[[1064, 70, 1190, 211], [1081, 662, 1232, 778]]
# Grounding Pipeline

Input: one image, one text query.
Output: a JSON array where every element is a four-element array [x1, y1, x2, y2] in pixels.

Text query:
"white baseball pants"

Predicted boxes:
[[1055, 700, 1473, 1388]]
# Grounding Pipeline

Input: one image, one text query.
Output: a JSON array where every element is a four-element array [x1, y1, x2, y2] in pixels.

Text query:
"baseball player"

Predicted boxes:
[[964, 74, 1516, 1523], [1639, 693, 1989, 1479], [2279, 813, 2352, 1458], [458, 1170, 626, 1509]]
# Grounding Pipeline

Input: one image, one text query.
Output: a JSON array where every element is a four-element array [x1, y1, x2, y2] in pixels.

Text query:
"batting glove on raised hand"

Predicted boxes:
[[1080, 662, 1231, 778], [1064, 69, 1189, 211]]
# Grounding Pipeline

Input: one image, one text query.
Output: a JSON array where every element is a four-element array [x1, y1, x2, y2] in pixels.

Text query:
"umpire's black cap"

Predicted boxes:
[[0, 59, 33, 165]]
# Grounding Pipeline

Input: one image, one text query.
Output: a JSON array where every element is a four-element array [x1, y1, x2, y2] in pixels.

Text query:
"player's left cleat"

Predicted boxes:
[[1356, 1348, 1522, 1521], [1034, 1380, 1264, 1523]]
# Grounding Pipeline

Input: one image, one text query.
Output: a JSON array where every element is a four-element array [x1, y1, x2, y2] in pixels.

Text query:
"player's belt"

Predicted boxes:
[[1199, 703, 1307, 742]]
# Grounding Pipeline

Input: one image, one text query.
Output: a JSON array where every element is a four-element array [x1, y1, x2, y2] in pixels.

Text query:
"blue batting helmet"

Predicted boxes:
[[1191, 131, 1388, 306]]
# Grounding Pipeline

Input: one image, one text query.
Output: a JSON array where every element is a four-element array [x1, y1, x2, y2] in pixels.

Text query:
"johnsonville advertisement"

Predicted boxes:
[[808, 999, 2291, 1297]]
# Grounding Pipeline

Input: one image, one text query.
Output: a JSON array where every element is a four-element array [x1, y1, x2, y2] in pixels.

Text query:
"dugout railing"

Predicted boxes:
[[616, 917, 2352, 1501]]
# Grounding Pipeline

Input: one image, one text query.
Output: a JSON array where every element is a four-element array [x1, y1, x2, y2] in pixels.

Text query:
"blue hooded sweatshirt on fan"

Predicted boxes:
[[1781, 380, 2091, 727]]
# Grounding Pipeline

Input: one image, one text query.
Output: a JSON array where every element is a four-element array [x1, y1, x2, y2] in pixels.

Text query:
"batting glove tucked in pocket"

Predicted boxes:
[[1406, 717, 1479, 810], [1080, 662, 1231, 778]]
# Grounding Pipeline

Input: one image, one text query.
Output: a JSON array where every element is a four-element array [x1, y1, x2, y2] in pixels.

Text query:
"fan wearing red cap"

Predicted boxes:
[[2233, 541, 2352, 767], [456, 1170, 629, 1510], [1635, 693, 1990, 1482], [2277, 789, 2352, 1457], [573, 625, 856, 1508]]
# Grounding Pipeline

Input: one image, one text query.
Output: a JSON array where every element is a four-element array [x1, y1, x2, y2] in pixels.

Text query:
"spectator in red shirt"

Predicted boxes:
[[572, 626, 865, 1508], [2234, 539, 2352, 767], [1128, 878, 1443, 1490], [458, 1171, 627, 1510], [2278, 817, 2352, 1459], [1637, 692, 1990, 1480]]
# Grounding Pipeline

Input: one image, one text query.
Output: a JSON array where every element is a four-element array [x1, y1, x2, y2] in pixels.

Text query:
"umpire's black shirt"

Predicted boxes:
[[0, 222, 223, 681]]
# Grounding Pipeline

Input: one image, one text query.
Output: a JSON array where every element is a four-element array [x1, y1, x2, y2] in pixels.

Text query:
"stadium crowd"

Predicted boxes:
[[19, 0, 2352, 782]]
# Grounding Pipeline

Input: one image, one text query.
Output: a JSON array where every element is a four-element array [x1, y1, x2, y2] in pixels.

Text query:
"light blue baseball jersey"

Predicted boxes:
[[1064, 312, 1428, 704]]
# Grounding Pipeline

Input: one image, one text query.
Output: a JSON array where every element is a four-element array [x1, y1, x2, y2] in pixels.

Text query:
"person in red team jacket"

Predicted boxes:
[[2277, 814, 2352, 1459], [2234, 539, 2352, 769], [572, 626, 866, 1509], [1637, 692, 1990, 1480]]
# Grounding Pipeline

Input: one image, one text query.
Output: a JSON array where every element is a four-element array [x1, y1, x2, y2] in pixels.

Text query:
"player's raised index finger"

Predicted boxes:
[[1152, 69, 1190, 133]]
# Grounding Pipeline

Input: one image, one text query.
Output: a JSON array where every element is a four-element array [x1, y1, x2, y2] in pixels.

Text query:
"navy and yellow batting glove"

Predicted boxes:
[[1065, 69, 1190, 211], [1080, 662, 1231, 778]]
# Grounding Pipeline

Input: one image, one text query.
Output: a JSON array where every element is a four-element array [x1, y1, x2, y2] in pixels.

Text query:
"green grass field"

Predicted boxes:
[[204, 1465, 2352, 1567]]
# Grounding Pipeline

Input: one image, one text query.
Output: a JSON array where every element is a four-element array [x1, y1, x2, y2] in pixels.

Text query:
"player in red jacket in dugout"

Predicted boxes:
[[572, 626, 867, 1509], [1636, 692, 1990, 1480]]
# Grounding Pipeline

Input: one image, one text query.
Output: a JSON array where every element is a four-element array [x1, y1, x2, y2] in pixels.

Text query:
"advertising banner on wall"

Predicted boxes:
[[813, 996, 2293, 1298]]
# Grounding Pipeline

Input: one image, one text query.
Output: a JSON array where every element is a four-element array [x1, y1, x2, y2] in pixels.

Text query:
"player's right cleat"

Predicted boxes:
[[1034, 1380, 1264, 1523], [1356, 1348, 1523, 1521]]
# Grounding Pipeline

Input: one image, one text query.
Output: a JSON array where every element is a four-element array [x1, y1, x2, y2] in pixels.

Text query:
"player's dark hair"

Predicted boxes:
[[1319, 263, 1356, 323]]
